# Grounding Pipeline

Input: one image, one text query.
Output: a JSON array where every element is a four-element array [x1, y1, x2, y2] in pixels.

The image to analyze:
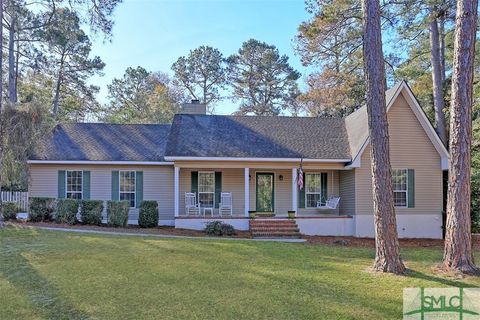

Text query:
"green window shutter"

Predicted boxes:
[[83, 171, 91, 200], [298, 172, 306, 208], [111, 171, 119, 201], [191, 171, 198, 194], [408, 169, 415, 208], [321, 172, 328, 204], [58, 170, 66, 199], [135, 171, 143, 208], [215, 172, 222, 208]]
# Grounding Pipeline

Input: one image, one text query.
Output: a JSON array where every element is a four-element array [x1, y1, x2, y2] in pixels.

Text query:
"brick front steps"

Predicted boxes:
[[249, 219, 302, 238]]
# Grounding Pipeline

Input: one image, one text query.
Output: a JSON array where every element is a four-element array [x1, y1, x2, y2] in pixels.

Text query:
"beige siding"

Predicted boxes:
[[179, 168, 245, 215], [355, 92, 443, 216], [339, 170, 355, 215], [29, 164, 175, 220]]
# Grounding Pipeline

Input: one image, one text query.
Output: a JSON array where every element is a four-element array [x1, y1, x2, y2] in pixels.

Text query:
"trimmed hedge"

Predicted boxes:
[[107, 200, 129, 227], [204, 221, 235, 236], [55, 199, 79, 225], [80, 200, 104, 225], [29, 197, 55, 222], [138, 201, 159, 228], [2, 202, 19, 220]]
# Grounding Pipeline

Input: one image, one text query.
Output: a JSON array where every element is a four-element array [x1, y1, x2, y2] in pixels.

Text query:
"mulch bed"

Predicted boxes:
[[305, 236, 443, 248], [306, 235, 480, 250], [9, 221, 252, 239]]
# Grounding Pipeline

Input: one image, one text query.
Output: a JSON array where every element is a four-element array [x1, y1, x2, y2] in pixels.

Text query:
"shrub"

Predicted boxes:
[[54, 199, 79, 225], [80, 200, 104, 225], [204, 221, 235, 236], [107, 200, 129, 227], [29, 197, 55, 222], [2, 202, 19, 220], [138, 201, 159, 228]]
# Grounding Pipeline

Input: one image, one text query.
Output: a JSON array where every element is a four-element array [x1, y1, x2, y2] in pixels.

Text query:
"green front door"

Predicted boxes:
[[256, 173, 274, 212]]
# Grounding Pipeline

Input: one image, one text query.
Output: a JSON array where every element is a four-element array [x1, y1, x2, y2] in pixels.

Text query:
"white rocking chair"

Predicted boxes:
[[317, 196, 340, 210], [185, 192, 200, 216], [219, 192, 233, 217]]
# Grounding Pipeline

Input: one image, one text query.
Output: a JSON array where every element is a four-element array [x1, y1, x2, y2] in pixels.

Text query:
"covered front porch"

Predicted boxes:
[[173, 161, 353, 219]]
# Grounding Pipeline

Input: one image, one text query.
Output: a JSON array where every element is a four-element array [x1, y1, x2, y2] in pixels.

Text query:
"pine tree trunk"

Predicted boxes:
[[362, 0, 405, 274], [0, 0, 4, 229], [8, 18, 16, 104], [443, 0, 479, 275], [429, 12, 447, 146]]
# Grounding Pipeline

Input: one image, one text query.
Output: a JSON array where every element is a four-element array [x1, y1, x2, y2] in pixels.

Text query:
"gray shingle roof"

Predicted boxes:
[[32, 82, 411, 162], [31, 123, 171, 161], [165, 114, 351, 159]]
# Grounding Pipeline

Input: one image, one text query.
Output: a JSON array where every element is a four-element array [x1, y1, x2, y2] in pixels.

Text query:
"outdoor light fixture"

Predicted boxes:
[[279, 175, 284, 181]]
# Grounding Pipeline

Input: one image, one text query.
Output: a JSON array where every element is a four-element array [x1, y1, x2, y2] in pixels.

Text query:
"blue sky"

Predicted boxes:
[[89, 0, 312, 115]]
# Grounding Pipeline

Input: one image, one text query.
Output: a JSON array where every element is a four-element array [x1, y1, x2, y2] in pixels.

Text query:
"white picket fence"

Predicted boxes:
[[1, 191, 28, 211]]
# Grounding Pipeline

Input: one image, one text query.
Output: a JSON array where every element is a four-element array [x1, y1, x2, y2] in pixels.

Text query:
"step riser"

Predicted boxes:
[[250, 222, 297, 226], [249, 220, 301, 238], [252, 234, 301, 238], [251, 229, 300, 231]]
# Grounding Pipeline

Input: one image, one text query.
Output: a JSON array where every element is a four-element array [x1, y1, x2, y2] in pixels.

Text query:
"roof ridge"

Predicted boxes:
[[174, 114, 345, 120], [59, 122, 171, 127]]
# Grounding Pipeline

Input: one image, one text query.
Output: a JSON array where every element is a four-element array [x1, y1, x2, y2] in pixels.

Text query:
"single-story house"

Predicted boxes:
[[28, 81, 448, 239]]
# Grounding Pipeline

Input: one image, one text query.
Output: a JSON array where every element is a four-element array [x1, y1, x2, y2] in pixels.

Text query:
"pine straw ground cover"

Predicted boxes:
[[1, 226, 479, 320]]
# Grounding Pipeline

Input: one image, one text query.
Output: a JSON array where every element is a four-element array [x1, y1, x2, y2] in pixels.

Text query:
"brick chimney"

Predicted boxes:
[[181, 99, 206, 114]]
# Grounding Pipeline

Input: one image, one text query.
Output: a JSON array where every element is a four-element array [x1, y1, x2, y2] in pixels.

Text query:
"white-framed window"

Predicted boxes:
[[392, 169, 408, 207], [198, 171, 215, 208], [305, 173, 322, 208], [66, 170, 83, 199], [120, 171, 136, 208]]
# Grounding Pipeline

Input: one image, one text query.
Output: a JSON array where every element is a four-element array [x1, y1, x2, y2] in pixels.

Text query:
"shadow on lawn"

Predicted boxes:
[[406, 269, 479, 288], [0, 246, 89, 320]]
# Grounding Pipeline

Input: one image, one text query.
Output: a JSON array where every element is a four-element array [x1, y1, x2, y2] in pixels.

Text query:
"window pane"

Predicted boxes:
[[198, 172, 214, 192], [67, 192, 82, 200], [120, 171, 136, 207], [394, 191, 407, 207], [120, 192, 135, 208], [120, 171, 135, 192], [198, 193, 214, 207], [306, 174, 321, 193], [392, 169, 407, 191], [66, 171, 82, 199], [306, 194, 320, 208]]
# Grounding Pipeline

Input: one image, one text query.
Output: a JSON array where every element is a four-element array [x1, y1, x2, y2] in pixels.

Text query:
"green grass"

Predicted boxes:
[[1, 227, 479, 320]]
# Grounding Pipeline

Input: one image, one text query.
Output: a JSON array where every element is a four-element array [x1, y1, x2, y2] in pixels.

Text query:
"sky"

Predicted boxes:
[[89, 0, 312, 115]]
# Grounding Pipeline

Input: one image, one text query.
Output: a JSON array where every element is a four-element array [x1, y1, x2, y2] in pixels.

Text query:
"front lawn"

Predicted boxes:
[[1, 227, 479, 320]]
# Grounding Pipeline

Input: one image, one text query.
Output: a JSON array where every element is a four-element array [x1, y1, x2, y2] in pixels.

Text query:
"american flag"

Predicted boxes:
[[297, 167, 304, 190]]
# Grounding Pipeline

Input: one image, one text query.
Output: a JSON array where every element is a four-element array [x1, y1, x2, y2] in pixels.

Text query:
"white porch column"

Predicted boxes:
[[292, 168, 298, 214], [244, 168, 250, 217], [174, 166, 180, 217]]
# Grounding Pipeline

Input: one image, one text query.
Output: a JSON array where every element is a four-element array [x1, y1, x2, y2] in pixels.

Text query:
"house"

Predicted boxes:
[[27, 81, 449, 239]]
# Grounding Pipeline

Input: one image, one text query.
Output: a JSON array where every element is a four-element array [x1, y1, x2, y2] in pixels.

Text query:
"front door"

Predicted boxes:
[[256, 173, 274, 212]]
